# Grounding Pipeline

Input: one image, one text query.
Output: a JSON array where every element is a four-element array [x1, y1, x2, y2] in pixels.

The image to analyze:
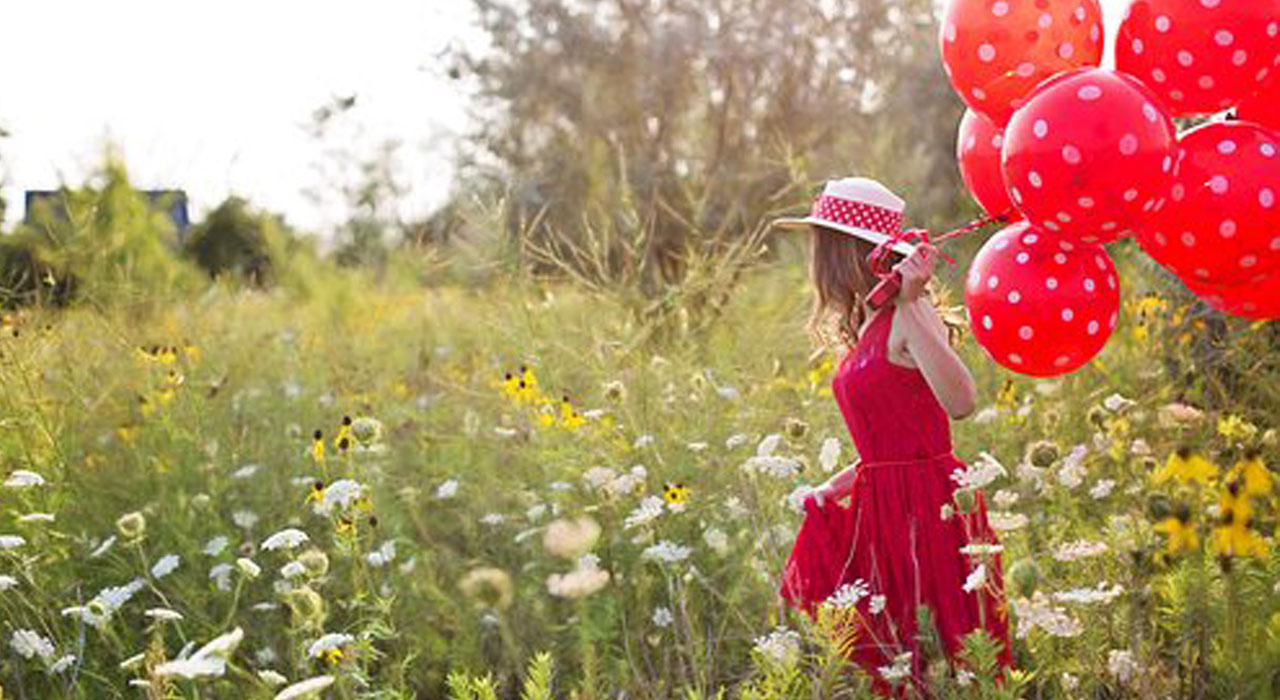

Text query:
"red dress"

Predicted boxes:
[[779, 302, 1012, 697]]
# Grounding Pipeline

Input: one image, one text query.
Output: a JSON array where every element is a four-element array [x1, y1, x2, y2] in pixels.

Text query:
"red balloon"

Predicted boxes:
[[1181, 273, 1280, 320], [940, 0, 1104, 127], [965, 222, 1121, 377], [1002, 68, 1179, 245], [957, 110, 1020, 219], [1237, 72, 1280, 131], [1116, 0, 1280, 118], [1136, 122, 1280, 285]]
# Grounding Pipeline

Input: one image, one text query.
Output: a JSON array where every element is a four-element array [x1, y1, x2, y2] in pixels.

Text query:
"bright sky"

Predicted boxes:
[[0, 0, 1130, 236]]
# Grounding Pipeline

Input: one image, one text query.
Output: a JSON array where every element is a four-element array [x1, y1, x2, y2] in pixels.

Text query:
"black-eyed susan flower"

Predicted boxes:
[[335, 516, 356, 537], [333, 415, 353, 449], [306, 480, 326, 506], [663, 482, 690, 507], [1218, 414, 1259, 443], [1152, 447, 1218, 486], [1211, 481, 1268, 560], [1228, 449, 1272, 497], [116, 423, 139, 445], [1153, 503, 1198, 556], [310, 431, 325, 464]]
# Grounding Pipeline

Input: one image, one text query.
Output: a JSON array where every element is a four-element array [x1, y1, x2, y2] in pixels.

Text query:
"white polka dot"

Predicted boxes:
[[1034, 120, 1049, 139], [1142, 103, 1159, 123], [1054, 253, 1068, 264], [1109, 312, 1118, 328], [1057, 211, 1072, 223], [1220, 220, 1237, 238], [1195, 268, 1209, 279], [1078, 196, 1095, 209], [979, 44, 997, 62], [1241, 255, 1258, 268], [1107, 275, 1116, 289], [1270, 22, 1279, 37], [1029, 171, 1043, 188], [1095, 256, 1106, 271], [1199, 75, 1215, 90], [1077, 85, 1103, 101], [1075, 7, 1086, 21], [1261, 189, 1275, 208], [1019, 326, 1034, 340], [1058, 42, 1075, 60], [1039, 13, 1053, 29], [988, 276, 1000, 290], [1016, 252, 1030, 264], [1181, 232, 1197, 247], [1170, 89, 1185, 101], [1024, 234, 1039, 244], [1171, 184, 1186, 201], [1084, 278, 1096, 292], [945, 23, 957, 42], [1044, 221, 1061, 232], [1215, 30, 1234, 47], [1218, 140, 1237, 155], [1155, 15, 1171, 32], [995, 237, 1010, 250], [1046, 277, 1059, 290], [992, 1, 1010, 16], [1054, 355, 1071, 368], [1132, 38, 1144, 55], [1008, 353, 1024, 365], [1201, 0, 1220, 7], [1270, 237, 1280, 251], [1208, 175, 1229, 194], [1162, 155, 1173, 172], [972, 87, 987, 100], [1016, 62, 1036, 78], [1062, 308, 1074, 321], [1087, 320, 1100, 335], [1119, 134, 1139, 155], [1011, 187, 1023, 204], [1151, 68, 1167, 84], [1062, 145, 1082, 164], [1233, 49, 1248, 67], [1008, 290, 1022, 304], [982, 315, 993, 330], [1059, 241, 1074, 251], [1261, 144, 1276, 158], [1124, 188, 1139, 202]]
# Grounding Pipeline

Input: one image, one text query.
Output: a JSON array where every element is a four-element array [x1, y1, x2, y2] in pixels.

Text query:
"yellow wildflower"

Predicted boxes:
[[333, 416, 353, 450], [663, 482, 690, 506], [1218, 415, 1258, 443], [559, 396, 584, 430], [996, 379, 1017, 411], [1154, 504, 1198, 556], [323, 648, 344, 666], [1152, 448, 1218, 486], [117, 424, 139, 445], [305, 481, 326, 505], [311, 431, 325, 464], [1228, 451, 1272, 497]]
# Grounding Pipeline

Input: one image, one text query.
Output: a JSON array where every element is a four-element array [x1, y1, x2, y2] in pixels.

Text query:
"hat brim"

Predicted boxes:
[[771, 217, 917, 257]]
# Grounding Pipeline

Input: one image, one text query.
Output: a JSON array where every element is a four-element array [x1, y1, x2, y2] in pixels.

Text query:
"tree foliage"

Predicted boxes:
[[449, 0, 968, 295]]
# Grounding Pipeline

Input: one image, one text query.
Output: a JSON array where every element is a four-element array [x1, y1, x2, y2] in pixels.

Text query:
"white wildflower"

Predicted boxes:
[[973, 407, 999, 424], [1057, 445, 1089, 489], [231, 464, 259, 479], [236, 558, 262, 579], [154, 656, 227, 679], [273, 675, 335, 700], [624, 496, 666, 529], [259, 669, 288, 686], [316, 479, 363, 515], [1061, 672, 1079, 690], [963, 564, 988, 593], [819, 438, 842, 473], [90, 535, 117, 558], [232, 510, 260, 530], [280, 561, 306, 579], [10, 629, 55, 661], [365, 540, 397, 567], [146, 608, 184, 622], [307, 633, 353, 659], [1011, 592, 1083, 639], [633, 434, 655, 449], [17, 512, 54, 524], [0, 574, 17, 591], [1107, 649, 1139, 684], [0, 534, 27, 550], [752, 627, 801, 667], [960, 543, 1004, 556], [3, 470, 45, 489], [582, 466, 616, 490], [1090, 479, 1116, 499], [151, 554, 181, 579], [757, 433, 782, 456], [702, 527, 729, 556], [992, 489, 1020, 509], [878, 651, 914, 682], [741, 455, 802, 479], [686, 441, 708, 452], [119, 652, 147, 670], [479, 513, 506, 526], [435, 479, 459, 499], [825, 580, 871, 609], [652, 606, 674, 628], [525, 503, 547, 521], [262, 528, 310, 551], [725, 433, 750, 449], [952, 452, 1007, 489], [49, 654, 76, 673], [194, 626, 245, 660], [1103, 393, 1136, 413], [988, 511, 1029, 531], [209, 563, 234, 591], [546, 554, 611, 599], [642, 540, 692, 564], [1052, 540, 1108, 562], [1054, 582, 1125, 605], [204, 536, 229, 556], [869, 594, 887, 614]]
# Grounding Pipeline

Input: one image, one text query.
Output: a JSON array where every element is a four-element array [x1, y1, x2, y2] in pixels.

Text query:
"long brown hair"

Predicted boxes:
[[805, 225, 893, 351]]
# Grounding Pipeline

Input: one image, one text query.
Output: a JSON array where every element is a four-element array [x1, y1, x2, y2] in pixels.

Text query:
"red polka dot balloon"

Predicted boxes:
[[1116, 0, 1280, 119], [1181, 271, 1280, 320], [940, 0, 1104, 128], [966, 222, 1121, 377], [1237, 72, 1280, 131], [1002, 68, 1179, 246], [957, 110, 1020, 219], [1136, 122, 1280, 286]]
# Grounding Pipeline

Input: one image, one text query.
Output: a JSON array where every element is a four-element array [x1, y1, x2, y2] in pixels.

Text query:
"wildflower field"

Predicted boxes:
[[2, 241, 1280, 700]]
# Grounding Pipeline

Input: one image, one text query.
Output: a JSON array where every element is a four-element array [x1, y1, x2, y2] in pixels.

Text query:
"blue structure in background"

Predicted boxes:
[[23, 189, 191, 234]]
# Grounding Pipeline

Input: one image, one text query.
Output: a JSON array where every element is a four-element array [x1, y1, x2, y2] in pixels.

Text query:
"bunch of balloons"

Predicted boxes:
[[943, 0, 1280, 377]]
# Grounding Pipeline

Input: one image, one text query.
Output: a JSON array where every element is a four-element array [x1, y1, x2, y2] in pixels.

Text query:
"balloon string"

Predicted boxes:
[[867, 208, 1014, 279]]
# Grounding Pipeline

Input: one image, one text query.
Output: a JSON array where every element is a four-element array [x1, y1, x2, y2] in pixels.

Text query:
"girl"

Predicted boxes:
[[773, 177, 1011, 698]]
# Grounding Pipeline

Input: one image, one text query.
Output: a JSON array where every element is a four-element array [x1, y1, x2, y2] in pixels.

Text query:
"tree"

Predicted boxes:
[[447, 0, 966, 297], [183, 197, 284, 286]]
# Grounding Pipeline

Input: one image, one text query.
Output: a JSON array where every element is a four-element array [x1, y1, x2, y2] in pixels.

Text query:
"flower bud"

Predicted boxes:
[[116, 511, 147, 540], [1027, 441, 1060, 468], [236, 557, 261, 580], [1008, 559, 1040, 598], [953, 488, 976, 514], [298, 548, 330, 577]]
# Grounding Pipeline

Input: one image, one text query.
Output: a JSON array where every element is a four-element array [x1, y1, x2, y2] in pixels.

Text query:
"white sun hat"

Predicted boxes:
[[772, 177, 917, 256]]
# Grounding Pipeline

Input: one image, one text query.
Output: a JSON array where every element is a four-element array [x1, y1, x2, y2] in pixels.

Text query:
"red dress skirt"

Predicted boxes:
[[779, 303, 1012, 697]]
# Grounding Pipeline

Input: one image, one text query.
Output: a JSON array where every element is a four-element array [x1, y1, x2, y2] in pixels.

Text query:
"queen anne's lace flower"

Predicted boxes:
[[151, 554, 181, 579], [624, 496, 665, 529], [273, 675, 335, 700], [10, 629, 55, 661], [642, 540, 692, 564], [262, 529, 310, 551], [752, 627, 801, 667], [3, 470, 45, 489]]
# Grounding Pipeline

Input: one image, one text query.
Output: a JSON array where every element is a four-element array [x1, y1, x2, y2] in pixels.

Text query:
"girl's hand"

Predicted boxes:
[[893, 243, 938, 303]]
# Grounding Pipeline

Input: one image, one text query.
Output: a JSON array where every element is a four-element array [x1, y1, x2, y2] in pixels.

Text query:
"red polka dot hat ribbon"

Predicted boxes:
[[809, 194, 905, 239]]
